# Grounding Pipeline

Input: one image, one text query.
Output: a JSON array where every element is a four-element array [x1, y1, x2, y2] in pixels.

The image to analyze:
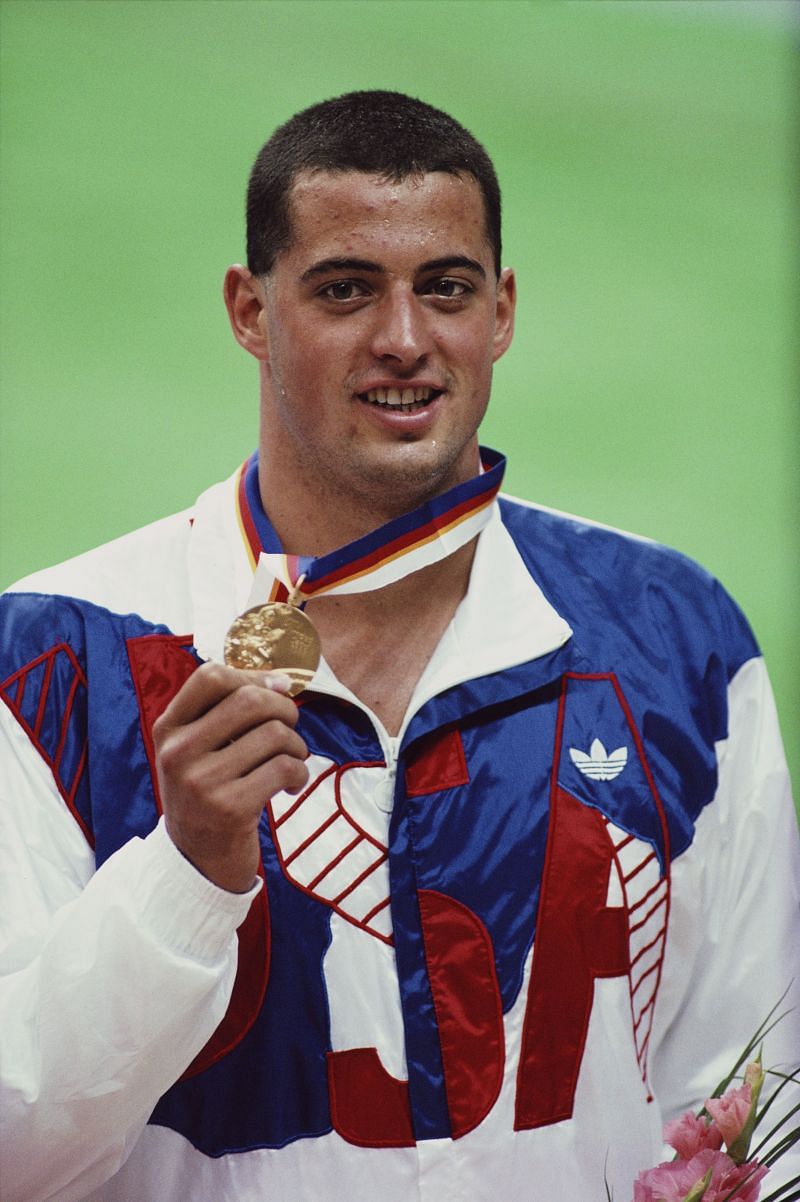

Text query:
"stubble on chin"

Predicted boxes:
[[332, 439, 480, 522]]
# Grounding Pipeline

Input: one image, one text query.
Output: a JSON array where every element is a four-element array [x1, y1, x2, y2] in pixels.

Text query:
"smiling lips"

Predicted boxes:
[[359, 386, 443, 414]]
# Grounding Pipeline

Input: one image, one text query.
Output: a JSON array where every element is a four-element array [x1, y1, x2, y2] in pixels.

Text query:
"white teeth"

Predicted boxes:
[[363, 387, 436, 406]]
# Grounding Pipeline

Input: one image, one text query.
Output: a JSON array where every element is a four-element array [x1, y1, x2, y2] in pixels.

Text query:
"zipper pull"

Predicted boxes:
[[376, 736, 401, 813]]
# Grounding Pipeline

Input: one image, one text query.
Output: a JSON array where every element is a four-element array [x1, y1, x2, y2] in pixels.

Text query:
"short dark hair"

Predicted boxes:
[[246, 90, 502, 277]]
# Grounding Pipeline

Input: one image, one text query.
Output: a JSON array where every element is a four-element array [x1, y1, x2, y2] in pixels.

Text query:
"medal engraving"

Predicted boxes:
[[224, 602, 321, 696]]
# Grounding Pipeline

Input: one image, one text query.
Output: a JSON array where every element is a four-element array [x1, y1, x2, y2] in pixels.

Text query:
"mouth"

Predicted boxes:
[[357, 386, 444, 415]]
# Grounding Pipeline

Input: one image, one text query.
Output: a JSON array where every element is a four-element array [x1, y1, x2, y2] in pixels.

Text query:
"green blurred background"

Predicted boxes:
[[1, 0, 797, 794]]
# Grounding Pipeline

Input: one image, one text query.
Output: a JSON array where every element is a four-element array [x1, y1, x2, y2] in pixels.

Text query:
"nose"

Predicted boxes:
[[369, 287, 433, 367]]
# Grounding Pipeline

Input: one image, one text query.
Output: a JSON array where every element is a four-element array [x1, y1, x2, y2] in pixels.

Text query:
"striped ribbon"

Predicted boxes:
[[235, 448, 506, 604]]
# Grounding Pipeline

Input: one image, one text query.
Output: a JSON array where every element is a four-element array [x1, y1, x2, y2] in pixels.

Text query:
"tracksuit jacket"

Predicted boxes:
[[1, 454, 798, 1201]]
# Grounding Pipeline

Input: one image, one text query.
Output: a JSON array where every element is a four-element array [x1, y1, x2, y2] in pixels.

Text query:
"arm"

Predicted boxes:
[[648, 655, 800, 1176], [0, 664, 308, 1202]]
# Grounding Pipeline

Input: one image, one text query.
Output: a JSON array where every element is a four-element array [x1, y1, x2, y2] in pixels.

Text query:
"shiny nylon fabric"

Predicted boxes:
[[154, 667, 582, 1153], [389, 680, 566, 1141], [0, 594, 174, 854], [498, 499, 759, 857], [0, 487, 764, 1163]]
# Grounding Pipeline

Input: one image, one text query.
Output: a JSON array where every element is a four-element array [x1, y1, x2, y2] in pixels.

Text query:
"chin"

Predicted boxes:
[[349, 440, 475, 510]]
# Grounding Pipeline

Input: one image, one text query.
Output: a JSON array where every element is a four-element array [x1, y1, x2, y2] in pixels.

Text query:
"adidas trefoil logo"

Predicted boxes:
[[569, 738, 628, 781]]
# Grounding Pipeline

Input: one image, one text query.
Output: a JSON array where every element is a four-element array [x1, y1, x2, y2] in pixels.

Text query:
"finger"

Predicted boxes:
[[165, 736, 310, 827], [156, 662, 292, 730], [211, 720, 309, 780], [200, 682, 302, 754], [239, 751, 311, 802], [260, 671, 294, 694], [155, 670, 299, 751]]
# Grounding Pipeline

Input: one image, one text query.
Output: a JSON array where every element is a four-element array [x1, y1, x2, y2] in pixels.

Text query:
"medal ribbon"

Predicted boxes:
[[235, 448, 506, 603]]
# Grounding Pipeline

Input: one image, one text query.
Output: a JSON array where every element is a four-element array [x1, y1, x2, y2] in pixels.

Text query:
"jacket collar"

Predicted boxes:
[[187, 457, 582, 727]]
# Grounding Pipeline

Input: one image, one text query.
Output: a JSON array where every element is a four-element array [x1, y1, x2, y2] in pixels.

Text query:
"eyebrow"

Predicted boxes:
[[300, 254, 486, 283], [418, 256, 486, 280], [300, 257, 381, 282]]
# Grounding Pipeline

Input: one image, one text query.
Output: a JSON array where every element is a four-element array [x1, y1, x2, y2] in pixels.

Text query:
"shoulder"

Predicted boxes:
[[4, 507, 195, 632], [498, 493, 759, 683], [0, 504, 199, 696]]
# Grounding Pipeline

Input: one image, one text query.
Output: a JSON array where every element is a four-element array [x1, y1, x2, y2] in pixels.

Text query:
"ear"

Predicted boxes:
[[223, 265, 270, 362], [492, 267, 516, 363]]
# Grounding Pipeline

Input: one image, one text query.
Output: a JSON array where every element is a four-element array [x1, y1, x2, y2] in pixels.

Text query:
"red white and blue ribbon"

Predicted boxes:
[[235, 448, 506, 603]]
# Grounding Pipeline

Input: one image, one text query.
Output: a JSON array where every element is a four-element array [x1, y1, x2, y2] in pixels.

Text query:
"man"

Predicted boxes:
[[1, 91, 797, 1201]]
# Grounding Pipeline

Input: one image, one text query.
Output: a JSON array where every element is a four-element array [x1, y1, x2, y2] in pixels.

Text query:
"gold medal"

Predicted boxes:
[[224, 600, 321, 696]]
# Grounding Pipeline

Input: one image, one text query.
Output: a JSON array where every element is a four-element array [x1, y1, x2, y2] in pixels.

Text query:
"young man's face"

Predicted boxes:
[[253, 169, 515, 517]]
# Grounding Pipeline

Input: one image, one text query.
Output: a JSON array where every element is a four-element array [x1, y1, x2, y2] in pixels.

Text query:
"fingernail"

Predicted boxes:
[[263, 672, 293, 693]]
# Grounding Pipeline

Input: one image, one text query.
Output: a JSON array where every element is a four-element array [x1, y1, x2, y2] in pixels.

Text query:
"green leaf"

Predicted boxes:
[[706, 989, 793, 1104], [758, 1171, 800, 1202], [683, 1168, 713, 1202], [727, 1056, 765, 1162]]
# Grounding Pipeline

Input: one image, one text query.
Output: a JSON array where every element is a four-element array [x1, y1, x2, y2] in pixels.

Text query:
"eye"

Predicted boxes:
[[424, 277, 471, 299], [319, 280, 369, 302]]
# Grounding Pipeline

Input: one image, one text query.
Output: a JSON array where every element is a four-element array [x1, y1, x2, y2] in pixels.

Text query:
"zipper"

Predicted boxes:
[[305, 676, 405, 813], [376, 735, 401, 814]]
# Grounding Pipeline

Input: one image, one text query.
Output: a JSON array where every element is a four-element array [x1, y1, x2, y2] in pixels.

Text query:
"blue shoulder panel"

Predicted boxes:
[[498, 498, 760, 851]]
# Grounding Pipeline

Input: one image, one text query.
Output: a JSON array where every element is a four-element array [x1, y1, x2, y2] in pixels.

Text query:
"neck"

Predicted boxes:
[[305, 539, 477, 735], [258, 462, 392, 555], [248, 437, 497, 733], [256, 432, 483, 558]]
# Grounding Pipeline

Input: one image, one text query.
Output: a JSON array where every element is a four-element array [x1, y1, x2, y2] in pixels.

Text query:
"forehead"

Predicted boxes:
[[282, 169, 491, 268]]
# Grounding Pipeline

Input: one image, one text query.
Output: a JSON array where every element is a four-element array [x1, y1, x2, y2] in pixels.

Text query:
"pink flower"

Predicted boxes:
[[702, 1152, 768, 1202], [664, 1110, 723, 1157], [634, 1155, 709, 1201], [633, 1149, 768, 1202], [705, 1083, 752, 1150]]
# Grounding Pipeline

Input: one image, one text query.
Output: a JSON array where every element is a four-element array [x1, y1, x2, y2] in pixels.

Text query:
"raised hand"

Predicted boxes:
[[153, 663, 309, 892]]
